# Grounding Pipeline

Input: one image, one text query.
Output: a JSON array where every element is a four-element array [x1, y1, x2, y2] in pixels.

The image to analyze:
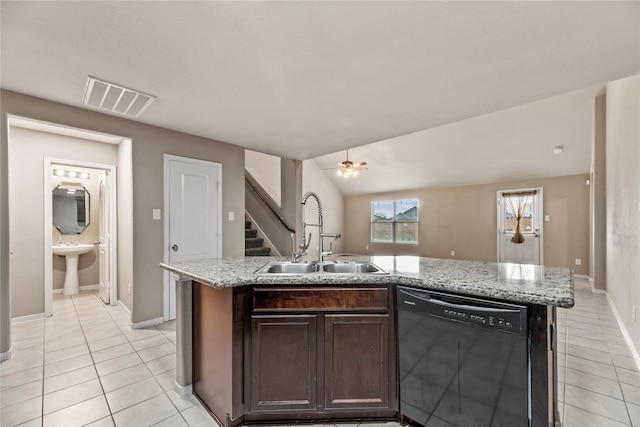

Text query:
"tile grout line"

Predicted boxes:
[[68, 291, 117, 427], [565, 281, 633, 426], [98, 292, 190, 425], [598, 301, 640, 425], [558, 310, 569, 427], [40, 314, 45, 427]]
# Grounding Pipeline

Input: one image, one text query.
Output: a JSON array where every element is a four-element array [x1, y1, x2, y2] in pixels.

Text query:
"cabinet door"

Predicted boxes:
[[324, 314, 390, 410], [250, 315, 317, 412]]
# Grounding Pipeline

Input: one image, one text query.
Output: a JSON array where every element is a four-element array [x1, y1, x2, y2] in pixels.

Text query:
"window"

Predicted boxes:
[[502, 191, 537, 233], [371, 199, 419, 244]]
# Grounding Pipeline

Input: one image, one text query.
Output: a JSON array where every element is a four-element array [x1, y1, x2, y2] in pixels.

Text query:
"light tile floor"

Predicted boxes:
[[1, 291, 216, 427], [556, 278, 640, 427], [1, 278, 638, 427]]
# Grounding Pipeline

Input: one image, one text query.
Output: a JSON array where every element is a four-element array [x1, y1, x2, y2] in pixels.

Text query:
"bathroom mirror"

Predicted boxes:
[[52, 186, 90, 234]]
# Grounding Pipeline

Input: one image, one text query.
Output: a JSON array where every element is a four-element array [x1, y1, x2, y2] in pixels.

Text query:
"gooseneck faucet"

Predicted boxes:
[[295, 191, 341, 262]]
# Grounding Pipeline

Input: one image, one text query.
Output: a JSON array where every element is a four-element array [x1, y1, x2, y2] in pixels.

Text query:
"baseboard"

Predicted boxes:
[[605, 292, 640, 371], [574, 274, 590, 280], [132, 317, 164, 330], [174, 382, 193, 398], [11, 313, 45, 323], [588, 278, 607, 295], [0, 348, 12, 362], [52, 284, 100, 295], [118, 300, 132, 319], [117, 300, 163, 330]]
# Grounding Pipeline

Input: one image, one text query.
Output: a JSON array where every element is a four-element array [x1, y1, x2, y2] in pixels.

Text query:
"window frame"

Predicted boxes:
[[370, 199, 419, 245]]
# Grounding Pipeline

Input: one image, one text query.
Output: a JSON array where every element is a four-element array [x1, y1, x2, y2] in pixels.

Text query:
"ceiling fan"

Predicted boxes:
[[332, 150, 367, 177]]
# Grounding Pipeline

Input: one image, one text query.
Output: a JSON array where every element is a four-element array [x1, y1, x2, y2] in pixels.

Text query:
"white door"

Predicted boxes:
[[165, 156, 221, 319], [98, 174, 110, 303], [497, 188, 543, 265]]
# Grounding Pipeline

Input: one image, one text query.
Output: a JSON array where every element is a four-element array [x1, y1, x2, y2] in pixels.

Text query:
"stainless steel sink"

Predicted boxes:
[[256, 261, 388, 275], [322, 262, 387, 274], [255, 262, 320, 274]]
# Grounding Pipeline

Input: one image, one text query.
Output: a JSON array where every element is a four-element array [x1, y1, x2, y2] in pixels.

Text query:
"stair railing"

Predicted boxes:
[[245, 171, 295, 234]]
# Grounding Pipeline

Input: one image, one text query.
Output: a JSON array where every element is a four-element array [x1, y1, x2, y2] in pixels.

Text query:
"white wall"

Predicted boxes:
[[302, 159, 344, 259], [606, 74, 640, 363], [246, 150, 281, 206]]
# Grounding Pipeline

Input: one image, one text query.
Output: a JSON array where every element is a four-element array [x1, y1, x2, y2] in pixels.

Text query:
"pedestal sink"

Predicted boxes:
[[52, 244, 94, 295]]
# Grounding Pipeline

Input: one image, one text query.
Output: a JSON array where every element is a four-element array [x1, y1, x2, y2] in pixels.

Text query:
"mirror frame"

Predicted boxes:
[[52, 185, 90, 235]]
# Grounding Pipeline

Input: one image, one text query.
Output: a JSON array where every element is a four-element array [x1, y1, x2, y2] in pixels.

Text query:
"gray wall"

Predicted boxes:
[[344, 174, 591, 275], [1, 90, 245, 329], [302, 159, 344, 258], [590, 94, 607, 291], [8, 128, 117, 318], [606, 74, 640, 359], [1, 95, 10, 358]]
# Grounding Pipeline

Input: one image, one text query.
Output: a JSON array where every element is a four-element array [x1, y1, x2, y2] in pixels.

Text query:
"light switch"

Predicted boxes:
[[228, 211, 235, 221], [544, 215, 550, 222], [152, 209, 161, 220]]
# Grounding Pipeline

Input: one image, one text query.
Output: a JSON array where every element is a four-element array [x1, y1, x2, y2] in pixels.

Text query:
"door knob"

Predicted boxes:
[[171, 244, 179, 252]]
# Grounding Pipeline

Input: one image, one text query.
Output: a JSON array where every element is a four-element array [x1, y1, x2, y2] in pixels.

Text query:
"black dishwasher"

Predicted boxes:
[[398, 286, 529, 427]]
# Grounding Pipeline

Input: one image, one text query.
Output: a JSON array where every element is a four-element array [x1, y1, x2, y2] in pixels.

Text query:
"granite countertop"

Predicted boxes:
[[160, 255, 575, 308]]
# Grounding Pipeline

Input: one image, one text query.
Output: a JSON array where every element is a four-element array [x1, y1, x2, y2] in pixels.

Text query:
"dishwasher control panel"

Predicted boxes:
[[398, 286, 527, 336]]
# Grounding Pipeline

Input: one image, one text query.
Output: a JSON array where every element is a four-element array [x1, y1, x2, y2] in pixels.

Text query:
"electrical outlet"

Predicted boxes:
[[633, 306, 637, 322], [152, 209, 161, 220], [451, 250, 455, 256], [365, 245, 369, 250], [575, 259, 581, 266], [128, 283, 132, 295]]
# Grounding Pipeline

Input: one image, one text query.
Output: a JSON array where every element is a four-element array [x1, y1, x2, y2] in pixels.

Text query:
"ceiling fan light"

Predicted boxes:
[[336, 169, 343, 177]]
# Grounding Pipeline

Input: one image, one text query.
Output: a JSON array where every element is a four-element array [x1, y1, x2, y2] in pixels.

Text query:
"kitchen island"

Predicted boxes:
[[160, 255, 574, 427]]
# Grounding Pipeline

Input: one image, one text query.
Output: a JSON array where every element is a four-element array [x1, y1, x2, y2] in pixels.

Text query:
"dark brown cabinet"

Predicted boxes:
[[324, 314, 390, 410], [250, 314, 318, 412], [247, 286, 397, 421], [192, 283, 397, 427]]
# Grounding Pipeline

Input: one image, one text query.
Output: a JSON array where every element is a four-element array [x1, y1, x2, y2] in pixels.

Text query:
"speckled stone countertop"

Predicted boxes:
[[160, 255, 575, 308]]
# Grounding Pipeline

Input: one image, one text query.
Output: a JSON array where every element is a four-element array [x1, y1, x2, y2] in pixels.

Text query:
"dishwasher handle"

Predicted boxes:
[[422, 296, 524, 315], [399, 287, 525, 313], [398, 286, 527, 335]]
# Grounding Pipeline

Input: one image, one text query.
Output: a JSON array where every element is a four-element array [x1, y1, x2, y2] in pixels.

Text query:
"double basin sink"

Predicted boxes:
[[256, 260, 388, 275]]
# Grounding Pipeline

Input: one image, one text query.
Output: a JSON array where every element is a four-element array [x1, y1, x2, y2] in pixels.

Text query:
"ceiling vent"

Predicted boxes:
[[82, 76, 156, 117]]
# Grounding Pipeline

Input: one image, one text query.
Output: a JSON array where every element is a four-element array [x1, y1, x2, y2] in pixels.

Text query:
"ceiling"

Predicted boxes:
[[1, 1, 639, 194], [315, 84, 604, 195]]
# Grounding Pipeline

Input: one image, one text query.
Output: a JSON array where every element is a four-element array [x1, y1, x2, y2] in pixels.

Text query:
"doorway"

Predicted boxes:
[[7, 115, 130, 320], [497, 188, 543, 265], [45, 158, 118, 313], [163, 154, 222, 320]]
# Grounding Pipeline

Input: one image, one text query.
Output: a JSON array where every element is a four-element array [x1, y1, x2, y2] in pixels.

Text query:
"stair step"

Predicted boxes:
[[245, 237, 264, 249], [245, 247, 271, 257], [245, 221, 251, 230], [245, 229, 258, 238]]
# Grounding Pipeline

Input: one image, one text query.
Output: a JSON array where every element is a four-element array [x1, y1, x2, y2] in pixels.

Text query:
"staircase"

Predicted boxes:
[[245, 220, 271, 256]]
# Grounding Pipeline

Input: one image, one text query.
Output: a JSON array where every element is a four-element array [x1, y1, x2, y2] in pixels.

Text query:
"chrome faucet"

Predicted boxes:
[[291, 232, 309, 263], [296, 192, 341, 262]]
